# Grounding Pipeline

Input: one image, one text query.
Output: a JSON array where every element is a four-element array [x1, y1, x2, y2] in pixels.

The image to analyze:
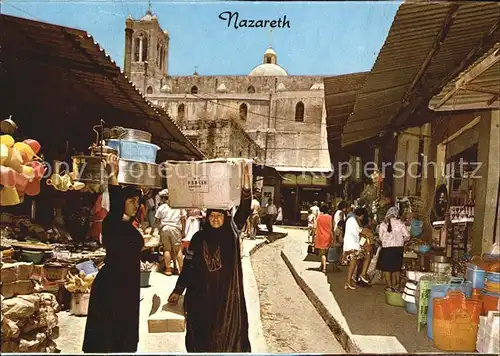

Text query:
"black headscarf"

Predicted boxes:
[[106, 185, 142, 221]]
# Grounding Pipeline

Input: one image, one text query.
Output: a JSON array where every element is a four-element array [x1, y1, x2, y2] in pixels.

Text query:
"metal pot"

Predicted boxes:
[[105, 127, 152, 143], [71, 155, 106, 184], [430, 261, 452, 274], [0, 117, 18, 134], [89, 144, 118, 157], [117, 159, 161, 188]]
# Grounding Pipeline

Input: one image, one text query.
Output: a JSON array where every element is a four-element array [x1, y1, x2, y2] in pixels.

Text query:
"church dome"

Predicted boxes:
[[249, 64, 288, 76], [249, 46, 287, 76]]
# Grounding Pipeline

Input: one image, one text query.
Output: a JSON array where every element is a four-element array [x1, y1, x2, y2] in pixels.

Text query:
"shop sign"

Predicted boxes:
[[297, 174, 312, 185], [312, 175, 328, 185], [282, 173, 297, 185]]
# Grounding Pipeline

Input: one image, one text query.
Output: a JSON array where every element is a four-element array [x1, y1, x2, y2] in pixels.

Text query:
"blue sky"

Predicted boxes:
[[2, 1, 401, 76]]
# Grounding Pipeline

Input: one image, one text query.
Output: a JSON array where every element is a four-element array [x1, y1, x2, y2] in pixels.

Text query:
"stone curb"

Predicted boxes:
[[280, 250, 361, 354]]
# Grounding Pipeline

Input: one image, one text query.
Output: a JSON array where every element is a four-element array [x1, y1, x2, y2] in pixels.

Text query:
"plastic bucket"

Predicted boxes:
[[71, 293, 90, 316], [107, 139, 159, 163], [427, 278, 473, 340], [466, 264, 486, 289], [486, 271, 500, 283], [480, 289, 500, 315], [410, 219, 424, 237], [140, 271, 151, 288], [405, 301, 417, 315]]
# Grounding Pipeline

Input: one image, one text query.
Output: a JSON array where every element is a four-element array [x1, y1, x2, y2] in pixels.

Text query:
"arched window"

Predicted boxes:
[[146, 86, 153, 94], [142, 36, 148, 62], [190, 86, 198, 94], [295, 101, 305, 122], [239, 103, 248, 120], [134, 37, 140, 62], [178, 103, 185, 120], [247, 85, 255, 94]]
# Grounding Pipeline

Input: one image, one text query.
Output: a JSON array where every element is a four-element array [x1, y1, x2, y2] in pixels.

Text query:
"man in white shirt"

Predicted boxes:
[[265, 198, 277, 233], [247, 195, 261, 239], [155, 190, 186, 276], [311, 201, 320, 218]]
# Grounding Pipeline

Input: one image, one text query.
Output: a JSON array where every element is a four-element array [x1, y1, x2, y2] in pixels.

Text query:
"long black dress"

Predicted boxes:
[[82, 185, 144, 353], [173, 188, 252, 352]]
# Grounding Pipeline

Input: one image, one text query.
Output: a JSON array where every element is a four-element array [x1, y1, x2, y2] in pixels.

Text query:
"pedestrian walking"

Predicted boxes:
[[265, 198, 277, 233], [155, 190, 186, 275], [314, 205, 334, 274], [83, 154, 143, 353], [275, 204, 283, 225], [168, 164, 252, 352]]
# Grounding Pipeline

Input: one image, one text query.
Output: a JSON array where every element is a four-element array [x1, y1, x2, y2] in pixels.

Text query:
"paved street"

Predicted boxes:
[[57, 238, 268, 353], [280, 228, 438, 354], [251, 235, 345, 353]]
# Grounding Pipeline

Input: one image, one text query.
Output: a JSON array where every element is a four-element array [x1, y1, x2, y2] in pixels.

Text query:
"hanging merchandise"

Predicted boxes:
[[0, 118, 45, 206]]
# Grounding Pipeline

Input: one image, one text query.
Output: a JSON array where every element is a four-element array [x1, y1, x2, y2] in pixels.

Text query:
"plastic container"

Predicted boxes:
[[410, 219, 424, 237], [140, 271, 151, 288], [432, 291, 481, 351], [485, 280, 500, 294], [427, 278, 473, 340], [71, 293, 90, 316], [480, 290, 500, 315], [405, 301, 418, 314], [385, 290, 405, 307], [107, 139, 159, 163], [418, 244, 432, 254], [466, 263, 486, 289], [486, 272, 500, 283], [20, 250, 44, 264]]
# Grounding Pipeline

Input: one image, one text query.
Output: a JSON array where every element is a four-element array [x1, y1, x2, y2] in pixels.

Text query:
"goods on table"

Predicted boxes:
[[166, 158, 252, 210], [432, 291, 481, 352], [1, 292, 60, 353]]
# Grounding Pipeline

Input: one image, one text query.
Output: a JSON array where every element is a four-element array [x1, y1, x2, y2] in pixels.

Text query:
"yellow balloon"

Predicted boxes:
[[0, 135, 15, 148], [13, 142, 35, 161], [0, 143, 9, 165], [0, 186, 21, 206]]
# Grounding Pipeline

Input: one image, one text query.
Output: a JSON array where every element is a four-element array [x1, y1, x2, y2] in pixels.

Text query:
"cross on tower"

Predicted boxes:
[[268, 28, 273, 48]]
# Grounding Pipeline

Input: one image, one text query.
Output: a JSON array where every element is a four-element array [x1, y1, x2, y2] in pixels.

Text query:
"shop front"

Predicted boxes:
[[276, 168, 332, 225]]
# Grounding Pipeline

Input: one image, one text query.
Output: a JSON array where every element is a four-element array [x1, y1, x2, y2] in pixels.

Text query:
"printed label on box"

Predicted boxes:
[[187, 176, 209, 193]]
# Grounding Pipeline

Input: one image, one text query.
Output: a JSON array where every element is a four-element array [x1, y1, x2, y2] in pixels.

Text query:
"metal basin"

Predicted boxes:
[[117, 159, 161, 188]]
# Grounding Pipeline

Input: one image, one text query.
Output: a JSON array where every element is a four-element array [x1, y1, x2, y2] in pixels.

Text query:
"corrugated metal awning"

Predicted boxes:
[[341, 1, 500, 147], [429, 43, 500, 111], [0, 14, 204, 161], [274, 166, 332, 173], [323, 72, 368, 159]]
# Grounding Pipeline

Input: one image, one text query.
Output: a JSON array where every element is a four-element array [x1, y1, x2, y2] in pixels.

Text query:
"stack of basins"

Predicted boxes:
[[482, 271, 500, 315], [106, 128, 162, 188]]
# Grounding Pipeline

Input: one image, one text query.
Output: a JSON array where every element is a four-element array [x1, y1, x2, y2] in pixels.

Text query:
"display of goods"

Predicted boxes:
[[0, 133, 44, 206], [166, 158, 252, 210], [106, 139, 159, 163], [432, 291, 481, 352], [427, 278, 473, 340], [64, 270, 96, 293], [480, 289, 500, 315]]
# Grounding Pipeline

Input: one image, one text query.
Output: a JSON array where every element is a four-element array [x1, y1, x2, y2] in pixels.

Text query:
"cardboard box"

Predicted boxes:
[[148, 295, 185, 333], [165, 159, 252, 210]]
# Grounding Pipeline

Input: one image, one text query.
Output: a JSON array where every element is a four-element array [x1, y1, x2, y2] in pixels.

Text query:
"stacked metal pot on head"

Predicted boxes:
[[105, 127, 162, 188], [71, 126, 162, 189]]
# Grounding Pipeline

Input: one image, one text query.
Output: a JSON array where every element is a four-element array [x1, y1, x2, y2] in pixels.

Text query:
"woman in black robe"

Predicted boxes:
[[168, 164, 252, 352], [82, 155, 144, 353]]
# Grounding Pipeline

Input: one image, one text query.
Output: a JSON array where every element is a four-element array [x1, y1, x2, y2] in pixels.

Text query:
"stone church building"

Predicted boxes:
[[124, 10, 332, 222]]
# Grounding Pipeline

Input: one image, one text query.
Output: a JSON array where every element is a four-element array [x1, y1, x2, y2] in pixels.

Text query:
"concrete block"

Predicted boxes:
[[147, 295, 185, 333]]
